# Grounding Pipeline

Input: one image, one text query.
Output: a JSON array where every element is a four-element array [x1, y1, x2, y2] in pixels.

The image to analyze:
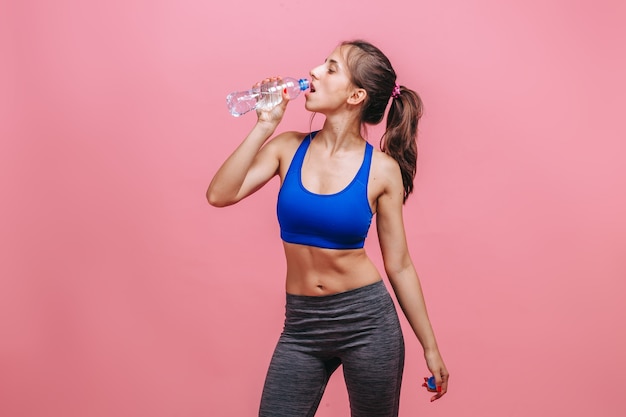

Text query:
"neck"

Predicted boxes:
[[317, 112, 363, 153]]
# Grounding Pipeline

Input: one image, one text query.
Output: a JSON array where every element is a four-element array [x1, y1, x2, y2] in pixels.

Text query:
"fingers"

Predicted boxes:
[[253, 76, 282, 89], [278, 84, 291, 109], [421, 372, 449, 402], [429, 371, 449, 402], [254, 76, 289, 106]]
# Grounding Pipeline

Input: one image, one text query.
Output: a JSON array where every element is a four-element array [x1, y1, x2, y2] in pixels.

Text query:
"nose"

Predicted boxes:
[[309, 64, 322, 79]]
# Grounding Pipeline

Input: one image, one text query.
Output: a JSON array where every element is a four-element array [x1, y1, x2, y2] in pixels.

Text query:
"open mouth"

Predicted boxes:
[[309, 84, 316, 93]]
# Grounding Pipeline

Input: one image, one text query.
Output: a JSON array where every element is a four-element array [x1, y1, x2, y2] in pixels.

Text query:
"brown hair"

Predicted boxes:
[[341, 40, 423, 202]]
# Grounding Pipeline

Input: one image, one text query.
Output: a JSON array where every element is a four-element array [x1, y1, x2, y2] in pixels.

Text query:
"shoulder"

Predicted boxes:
[[370, 148, 402, 187], [265, 130, 310, 151], [368, 148, 405, 217], [368, 147, 404, 206], [257, 130, 308, 160], [264, 131, 313, 175]]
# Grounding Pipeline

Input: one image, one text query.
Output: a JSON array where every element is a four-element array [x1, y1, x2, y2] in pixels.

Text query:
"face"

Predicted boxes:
[[305, 45, 358, 113]]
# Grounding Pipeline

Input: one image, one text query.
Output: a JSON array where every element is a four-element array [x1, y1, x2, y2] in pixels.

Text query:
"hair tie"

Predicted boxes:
[[391, 83, 401, 99]]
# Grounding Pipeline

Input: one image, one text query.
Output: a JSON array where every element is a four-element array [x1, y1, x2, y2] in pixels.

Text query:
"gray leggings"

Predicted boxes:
[[259, 280, 405, 417]]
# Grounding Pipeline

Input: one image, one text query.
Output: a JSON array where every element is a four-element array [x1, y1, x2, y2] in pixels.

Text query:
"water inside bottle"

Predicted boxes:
[[256, 81, 283, 111], [256, 91, 283, 111], [227, 91, 259, 117]]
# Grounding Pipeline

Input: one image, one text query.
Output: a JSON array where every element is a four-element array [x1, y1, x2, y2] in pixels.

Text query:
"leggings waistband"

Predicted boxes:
[[285, 280, 387, 309]]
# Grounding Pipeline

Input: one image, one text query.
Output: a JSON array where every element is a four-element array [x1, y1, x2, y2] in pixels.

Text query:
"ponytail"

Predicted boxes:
[[381, 86, 423, 202], [340, 39, 423, 202]]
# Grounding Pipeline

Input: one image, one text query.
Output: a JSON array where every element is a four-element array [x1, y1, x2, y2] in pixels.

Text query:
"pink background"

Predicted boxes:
[[2, 0, 625, 416]]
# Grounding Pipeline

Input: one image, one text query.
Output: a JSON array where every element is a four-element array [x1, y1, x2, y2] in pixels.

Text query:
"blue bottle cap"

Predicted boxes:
[[298, 79, 310, 91], [427, 376, 437, 391]]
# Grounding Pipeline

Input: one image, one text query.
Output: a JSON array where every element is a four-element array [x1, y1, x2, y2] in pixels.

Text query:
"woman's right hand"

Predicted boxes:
[[254, 77, 291, 128]]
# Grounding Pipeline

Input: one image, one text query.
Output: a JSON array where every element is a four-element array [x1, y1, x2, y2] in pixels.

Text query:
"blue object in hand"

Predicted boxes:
[[427, 376, 437, 391]]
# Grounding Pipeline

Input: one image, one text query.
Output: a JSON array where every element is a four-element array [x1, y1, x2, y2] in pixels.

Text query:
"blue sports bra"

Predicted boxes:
[[277, 131, 374, 250]]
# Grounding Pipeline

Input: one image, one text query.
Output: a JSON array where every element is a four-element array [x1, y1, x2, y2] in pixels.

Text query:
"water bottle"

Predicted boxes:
[[226, 77, 310, 117]]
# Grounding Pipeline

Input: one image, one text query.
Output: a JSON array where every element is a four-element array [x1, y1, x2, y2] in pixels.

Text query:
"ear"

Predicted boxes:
[[347, 87, 367, 105]]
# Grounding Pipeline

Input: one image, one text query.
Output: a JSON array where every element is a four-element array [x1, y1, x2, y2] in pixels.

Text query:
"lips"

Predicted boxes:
[[309, 83, 316, 93]]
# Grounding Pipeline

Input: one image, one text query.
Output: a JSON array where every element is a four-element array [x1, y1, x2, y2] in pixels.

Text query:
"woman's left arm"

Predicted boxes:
[[375, 156, 449, 402]]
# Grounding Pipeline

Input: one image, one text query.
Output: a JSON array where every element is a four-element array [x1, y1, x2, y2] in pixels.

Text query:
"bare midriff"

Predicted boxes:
[[283, 242, 382, 296]]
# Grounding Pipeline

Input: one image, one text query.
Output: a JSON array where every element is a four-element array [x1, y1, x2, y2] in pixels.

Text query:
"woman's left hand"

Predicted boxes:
[[424, 349, 449, 402]]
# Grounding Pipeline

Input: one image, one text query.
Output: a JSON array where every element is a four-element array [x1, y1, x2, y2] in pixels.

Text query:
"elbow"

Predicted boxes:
[[207, 196, 226, 208], [206, 188, 234, 207], [206, 189, 225, 207], [383, 255, 414, 279]]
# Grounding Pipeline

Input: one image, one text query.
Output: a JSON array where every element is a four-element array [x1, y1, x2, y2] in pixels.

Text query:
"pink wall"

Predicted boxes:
[[2, 0, 625, 416]]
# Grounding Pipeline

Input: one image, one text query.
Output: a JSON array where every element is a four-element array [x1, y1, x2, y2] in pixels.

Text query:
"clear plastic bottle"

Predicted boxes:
[[226, 77, 310, 117]]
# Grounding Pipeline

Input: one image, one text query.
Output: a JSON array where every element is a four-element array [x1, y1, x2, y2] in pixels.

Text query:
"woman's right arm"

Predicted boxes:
[[206, 122, 279, 207], [207, 81, 289, 207]]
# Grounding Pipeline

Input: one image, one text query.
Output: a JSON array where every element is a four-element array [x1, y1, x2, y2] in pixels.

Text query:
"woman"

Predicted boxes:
[[207, 39, 449, 417]]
